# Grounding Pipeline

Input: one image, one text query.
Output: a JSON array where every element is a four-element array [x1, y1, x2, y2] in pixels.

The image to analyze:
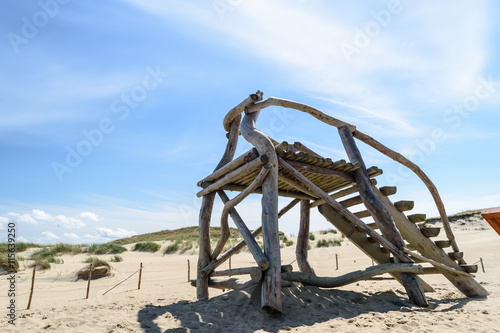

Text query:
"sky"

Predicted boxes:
[[1, 0, 499, 244]]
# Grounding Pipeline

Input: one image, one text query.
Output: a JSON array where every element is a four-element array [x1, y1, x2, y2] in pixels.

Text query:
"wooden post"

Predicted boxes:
[[480, 258, 485, 273], [241, 109, 282, 313], [296, 200, 315, 274], [187, 260, 190, 282], [335, 254, 339, 271], [229, 257, 232, 275], [138, 263, 143, 289], [338, 125, 428, 307], [197, 111, 243, 300], [27, 264, 36, 310], [86, 263, 93, 299]]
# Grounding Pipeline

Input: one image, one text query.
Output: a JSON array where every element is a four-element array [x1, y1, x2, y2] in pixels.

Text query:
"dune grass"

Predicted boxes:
[[133, 242, 161, 252]]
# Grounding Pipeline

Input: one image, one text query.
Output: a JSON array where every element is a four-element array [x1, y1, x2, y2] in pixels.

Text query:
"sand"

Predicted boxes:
[[2, 213, 500, 332]]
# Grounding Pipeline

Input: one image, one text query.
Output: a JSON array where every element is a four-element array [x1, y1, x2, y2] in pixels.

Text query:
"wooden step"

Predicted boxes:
[[461, 265, 478, 273], [448, 252, 464, 261], [394, 201, 414, 212], [420, 227, 440, 238], [434, 240, 451, 248], [407, 214, 426, 223], [354, 210, 371, 219], [379, 186, 397, 196]]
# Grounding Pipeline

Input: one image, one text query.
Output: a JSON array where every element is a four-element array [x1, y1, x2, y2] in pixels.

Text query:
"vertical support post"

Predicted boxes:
[[27, 264, 36, 310], [480, 258, 485, 273], [296, 200, 315, 274], [187, 260, 190, 282], [138, 263, 143, 289], [335, 254, 339, 271], [240, 103, 282, 313], [338, 125, 428, 307], [197, 112, 243, 300], [86, 263, 93, 299]]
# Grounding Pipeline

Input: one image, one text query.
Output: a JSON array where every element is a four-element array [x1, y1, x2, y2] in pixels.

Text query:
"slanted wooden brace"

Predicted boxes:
[[195, 91, 488, 313]]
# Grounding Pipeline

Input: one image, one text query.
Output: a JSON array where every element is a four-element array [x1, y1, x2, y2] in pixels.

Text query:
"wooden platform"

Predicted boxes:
[[481, 207, 500, 236]]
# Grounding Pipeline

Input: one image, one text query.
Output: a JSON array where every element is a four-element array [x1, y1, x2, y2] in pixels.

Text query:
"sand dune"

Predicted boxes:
[[2, 214, 500, 332]]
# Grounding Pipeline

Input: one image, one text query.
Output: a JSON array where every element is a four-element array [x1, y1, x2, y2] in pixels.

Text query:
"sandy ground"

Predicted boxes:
[[2, 213, 500, 332]]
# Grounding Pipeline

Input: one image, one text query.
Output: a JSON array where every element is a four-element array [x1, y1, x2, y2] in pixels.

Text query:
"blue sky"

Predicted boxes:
[[1, 0, 499, 244]]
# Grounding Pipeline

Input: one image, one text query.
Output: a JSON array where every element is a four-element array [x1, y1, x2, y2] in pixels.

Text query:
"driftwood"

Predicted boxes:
[[296, 200, 315, 275], [216, 191, 270, 271], [211, 267, 263, 283], [282, 264, 423, 288], [240, 110, 282, 312], [338, 125, 428, 307], [212, 167, 269, 260]]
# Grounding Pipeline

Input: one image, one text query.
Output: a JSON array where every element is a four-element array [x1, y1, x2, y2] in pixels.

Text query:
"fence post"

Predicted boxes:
[[480, 258, 485, 273], [335, 254, 339, 271], [138, 263, 143, 289], [86, 263, 93, 299], [27, 264, 36, 310], [187, 260, 190, 282]]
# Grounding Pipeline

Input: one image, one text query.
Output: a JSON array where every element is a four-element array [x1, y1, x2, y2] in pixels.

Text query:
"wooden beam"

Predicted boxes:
[[338, 125, 427, 307], [310, 179, 377, 208], [394, 201, 414, 212], [191, 277, 256, 291], [216, 191, 270, 271], [211, 267, 263, 283], [296, 200, 315, 275], [221, 184, 316, 200], [278, 199, 300, 218], [281, 264, 423, 288], [293, 142, 324, 158], [280, 160, 355, 182], [196, 155, 268, 197]]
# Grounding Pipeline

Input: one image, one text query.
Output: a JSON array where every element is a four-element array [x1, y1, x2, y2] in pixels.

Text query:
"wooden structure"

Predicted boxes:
[[195, 91, 488, 313], [481, 207, 500, 236]]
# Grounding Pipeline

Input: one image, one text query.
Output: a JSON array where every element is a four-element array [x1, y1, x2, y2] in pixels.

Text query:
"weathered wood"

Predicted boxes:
[[402, 249, 473, 277], [420, 227, 441, 238], [408, 214, 426, 223], [281, 264, 293, 273], [201, 227, 263, 277], [435, 240, 451, 248], [448, 252, 464, 261], [223, 91, 263, 132], [197, 149, 259, 187], [310, 179, 377, 208], [216, 191, 270, 271], [211, 267, 263, 283], [372, 186, 489, 297], [191, 277, 257, 291], [212, 168, 269, 259], [196, 155, 268, 197], [353, 130, 462, 259], [296, 200, 315, 275], [245, 97, 356, 132], [338, 125, 427, 307], [461, 265, 479, 273], [318, 204, 434, 293], [221, 184, 316, 200], [394, 201, 414, 212], [379, 186, 397, 196], [354, 210, 371, 219], [278, 172, 318, 198], [197, 113, 243, 300], [423, 267, 440, 274], [278, 157, 412, 264], [280, 160, 355, 182], [293, 142, 324, 158], [281, 264, 423, 288], [339, 195, 363, 208], [241, 110, 282, 312]]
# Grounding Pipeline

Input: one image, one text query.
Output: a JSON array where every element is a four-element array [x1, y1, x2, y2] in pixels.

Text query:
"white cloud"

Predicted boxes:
[[32, 209, 53, 221], [96, 227, 138, 239], [55, 215, 86, 229], [18, 236, 29, 243], [7, 212, 37, 224], [42, 231, 59, 240], [63, 233, 80, 240], [79, 211, 99, 222]]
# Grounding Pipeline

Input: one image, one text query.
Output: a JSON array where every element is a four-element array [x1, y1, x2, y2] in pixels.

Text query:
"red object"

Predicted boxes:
[[481, 207, 500, 236]]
